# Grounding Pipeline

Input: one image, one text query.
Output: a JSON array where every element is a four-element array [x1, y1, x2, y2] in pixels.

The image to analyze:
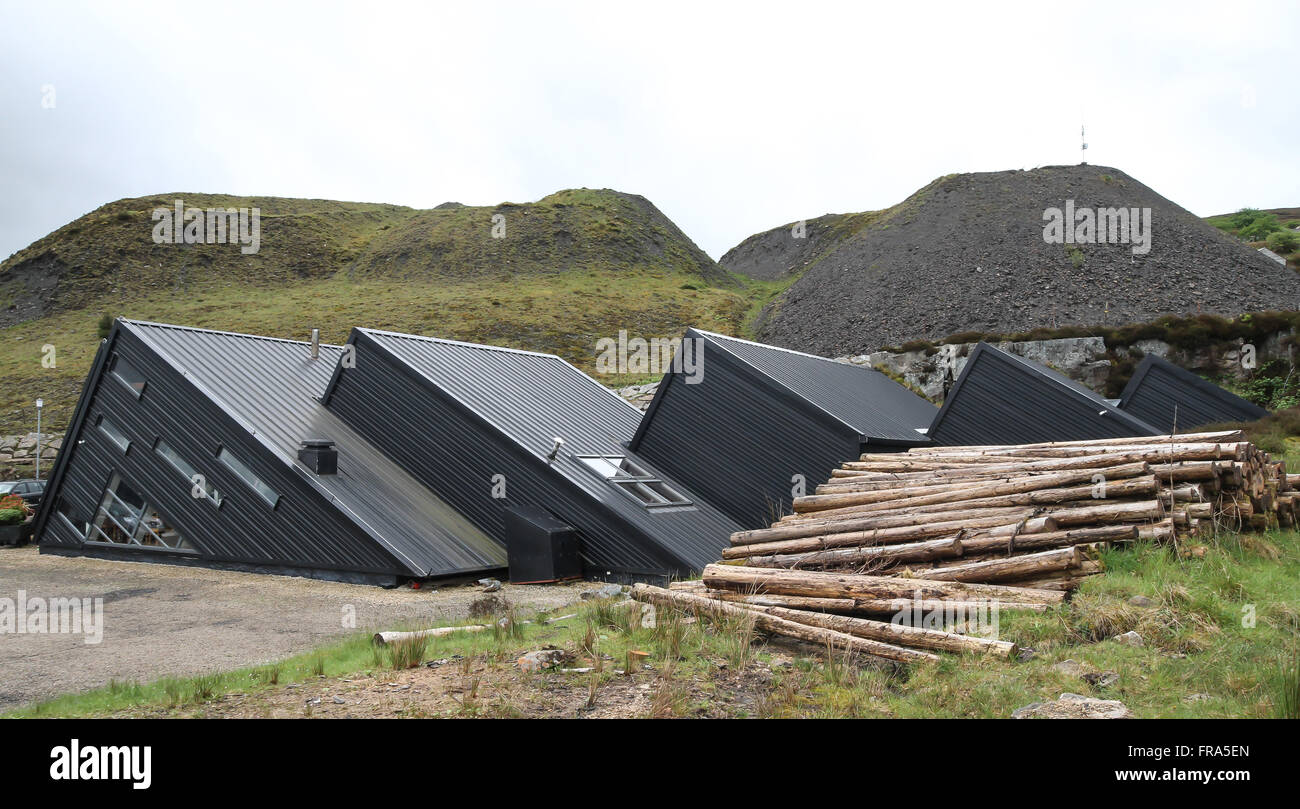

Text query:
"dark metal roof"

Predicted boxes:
[[635, 329, 936, 446], [354, 328, 645, 457], [336, 328, 740, 572], [124, 320, 505, 577], [1119, 354, 1269, 432], [928, 342, 1161, 445]]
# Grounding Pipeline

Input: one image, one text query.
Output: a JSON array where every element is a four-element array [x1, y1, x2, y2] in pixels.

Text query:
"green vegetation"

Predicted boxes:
[[11, 524, 1300, 719], [0, 270, 752, 435], [1267, 229, 1299, 255], [0, 188, 763, 435]]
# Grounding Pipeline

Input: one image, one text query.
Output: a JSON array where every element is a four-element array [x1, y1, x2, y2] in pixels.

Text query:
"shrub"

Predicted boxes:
[[97, 313, 114, 339], [1266, 229, 1300, 255], [1239, 213, 1283, 242], [0, 508, 27, 526]]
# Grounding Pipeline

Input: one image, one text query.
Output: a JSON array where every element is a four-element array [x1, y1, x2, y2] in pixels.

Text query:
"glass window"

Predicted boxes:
[[217, 447, 280, 507], [154, 439, 222, 506], [576, 455, 693, 509], [96, 415, 131, 452], [85, 473, 194, 551], [111, 355, 147, 397]]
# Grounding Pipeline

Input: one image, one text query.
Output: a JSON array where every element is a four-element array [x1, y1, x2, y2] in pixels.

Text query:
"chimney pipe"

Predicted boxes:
[[310, 328, 320, 360]]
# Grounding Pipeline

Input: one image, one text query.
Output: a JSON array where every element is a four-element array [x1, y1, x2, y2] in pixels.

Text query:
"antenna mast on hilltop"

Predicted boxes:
[[1080, 125, 1088, 165]]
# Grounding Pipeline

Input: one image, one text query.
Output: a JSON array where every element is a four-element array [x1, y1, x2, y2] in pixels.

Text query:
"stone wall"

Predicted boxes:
[[0, 432, 61, 477]]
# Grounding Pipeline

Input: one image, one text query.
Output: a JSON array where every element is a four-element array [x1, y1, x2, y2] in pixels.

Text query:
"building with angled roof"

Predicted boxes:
[[34, 320, 503, 585], [1117, 354, 1269, 432], [626, 328, 938, 528], [927, 342, 1160, 446], [319, 327, 739, 582]]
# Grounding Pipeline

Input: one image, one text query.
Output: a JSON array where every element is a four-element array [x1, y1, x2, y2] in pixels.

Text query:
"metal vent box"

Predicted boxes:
[[503, 505, 582, 584]]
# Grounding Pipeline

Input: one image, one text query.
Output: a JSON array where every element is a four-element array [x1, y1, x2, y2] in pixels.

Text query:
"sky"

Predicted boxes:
[[1, 0, 1297, 262]]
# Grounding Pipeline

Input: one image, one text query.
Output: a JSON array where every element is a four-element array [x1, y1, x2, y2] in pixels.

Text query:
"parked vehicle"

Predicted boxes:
[[0, 479, 45, 507]]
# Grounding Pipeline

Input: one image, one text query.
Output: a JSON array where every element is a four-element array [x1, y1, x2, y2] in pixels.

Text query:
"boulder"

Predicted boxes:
[[1012, 693, 1132, 719]]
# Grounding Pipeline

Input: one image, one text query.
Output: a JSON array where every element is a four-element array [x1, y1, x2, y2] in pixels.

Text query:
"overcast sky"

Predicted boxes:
[[1, 1, 1296, 262]]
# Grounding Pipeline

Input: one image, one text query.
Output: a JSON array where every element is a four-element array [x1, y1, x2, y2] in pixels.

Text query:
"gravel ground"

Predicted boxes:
[[0, 545, 589, 713]]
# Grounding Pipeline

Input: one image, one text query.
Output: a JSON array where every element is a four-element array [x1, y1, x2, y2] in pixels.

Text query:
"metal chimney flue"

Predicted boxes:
[[310, 328, 320, 360], [298, 438, 337, 474]]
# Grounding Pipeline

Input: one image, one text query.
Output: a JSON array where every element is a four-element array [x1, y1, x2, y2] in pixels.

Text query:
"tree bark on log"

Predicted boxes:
[[630, 584, 937, 663], [701, 563, 1067, 604]]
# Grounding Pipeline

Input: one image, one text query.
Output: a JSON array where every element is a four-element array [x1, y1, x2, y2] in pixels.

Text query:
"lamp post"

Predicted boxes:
[[35, 398, 43, 481]]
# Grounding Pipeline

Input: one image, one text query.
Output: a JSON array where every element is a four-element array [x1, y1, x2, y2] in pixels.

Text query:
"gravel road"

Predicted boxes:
[[0, 545, 589, 713]]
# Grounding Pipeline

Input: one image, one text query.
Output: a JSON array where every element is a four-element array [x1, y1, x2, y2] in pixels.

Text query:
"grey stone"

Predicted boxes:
[[1012, 693, 1132, 719], [1113, 630, 1144, 647], [1083, 671, 1120, 688], [1051, 659, 1089, 677], [1128, 595, 1153, 607]]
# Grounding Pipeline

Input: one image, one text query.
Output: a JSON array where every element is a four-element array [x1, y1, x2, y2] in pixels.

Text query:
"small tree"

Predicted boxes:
[[1266, 229, 1300, 255], [97, 313, 113, 339]]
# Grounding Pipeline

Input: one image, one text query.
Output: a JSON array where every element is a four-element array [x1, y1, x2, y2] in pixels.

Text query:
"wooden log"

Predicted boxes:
[[957, 524, 1138, 557], [1148, 461, 1223, 482], [1136, 518, 1176, 542], [1042, 499, 1165, 525], [701, 564, 1067, 604], [904, 547, 1083, 583], [829, 452, 1156, 488], [630, 584, 937, 663], [724, 514, 1053, 559], [899, 430, 1244, 452], [784, 476, 1159, 523], [690, 590, 1053, 615], [742, 536, 964, 569], [755, 604, 1017, 658], [733, 505, 1045, 545], [894, 443, 1246, 462], [792, 463, 1150, 514]]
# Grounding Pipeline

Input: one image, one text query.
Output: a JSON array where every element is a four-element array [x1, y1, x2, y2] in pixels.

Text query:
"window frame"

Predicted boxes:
[[109, 353, 147, 398], [216, 446, 281, 509], [153, 437, 223, 508], [95, 414, 131, 453], [575, 454, 695, 511], [82, 472, 196, 554]]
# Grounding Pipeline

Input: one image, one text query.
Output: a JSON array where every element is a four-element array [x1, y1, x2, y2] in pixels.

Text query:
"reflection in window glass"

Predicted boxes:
[[111, 355, 147, 396], [85, 473, 194, 551], [576, 455, 692, 508], [217, 447, 280, 507], [155, 439, 221, 505], [96, 415, 131, 452]]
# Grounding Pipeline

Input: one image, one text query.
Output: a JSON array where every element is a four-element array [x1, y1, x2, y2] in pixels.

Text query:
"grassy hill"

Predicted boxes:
[[0, 190, 751, 436]]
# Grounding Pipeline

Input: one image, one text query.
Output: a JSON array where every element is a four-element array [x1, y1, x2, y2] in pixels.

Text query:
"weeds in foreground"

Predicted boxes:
[[1276, 654, 1300, 719], [383, 634, 429, 671]]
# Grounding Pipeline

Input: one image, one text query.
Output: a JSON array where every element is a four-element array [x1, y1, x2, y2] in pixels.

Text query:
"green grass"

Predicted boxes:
[[10, 527, 1300, 718], [0, 269, 751, 435]]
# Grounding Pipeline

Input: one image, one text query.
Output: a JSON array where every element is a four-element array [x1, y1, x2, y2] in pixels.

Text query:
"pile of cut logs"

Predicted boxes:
[[632, 430, 1293, 665]]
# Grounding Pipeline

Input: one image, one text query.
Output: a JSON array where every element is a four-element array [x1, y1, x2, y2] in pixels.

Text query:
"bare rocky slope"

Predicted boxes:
[[732, 166, 1300, 355]]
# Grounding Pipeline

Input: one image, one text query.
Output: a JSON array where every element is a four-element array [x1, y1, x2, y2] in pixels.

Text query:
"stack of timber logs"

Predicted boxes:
[[632, 430, 1291, 666]]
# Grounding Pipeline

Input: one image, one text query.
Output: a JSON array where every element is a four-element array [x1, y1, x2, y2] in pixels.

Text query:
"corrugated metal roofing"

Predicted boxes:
[[357, 328, 645, 457], [928, 342, 1161, 445], [339, 328, 740, 573], [124, 320, 505, 577], [687, 329, 937, 442], [1119, 354, 1269, 432]]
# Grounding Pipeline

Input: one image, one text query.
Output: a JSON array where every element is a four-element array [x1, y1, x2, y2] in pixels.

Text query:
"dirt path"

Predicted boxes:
[[0, 546, 588, 713]]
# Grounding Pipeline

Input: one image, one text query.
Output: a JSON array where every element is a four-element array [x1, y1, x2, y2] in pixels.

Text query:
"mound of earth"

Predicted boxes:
[[733, 166, 1300, 355], [348, 188, 730, 285], [0, 188, 732, 329]]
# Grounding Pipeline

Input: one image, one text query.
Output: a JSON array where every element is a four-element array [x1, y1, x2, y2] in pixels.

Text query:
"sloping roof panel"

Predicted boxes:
[[682, 330, 936, 443], [1119, 354, 1269, 432], [125, 320, 505, 577], [928, 342, 1160, 445]]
